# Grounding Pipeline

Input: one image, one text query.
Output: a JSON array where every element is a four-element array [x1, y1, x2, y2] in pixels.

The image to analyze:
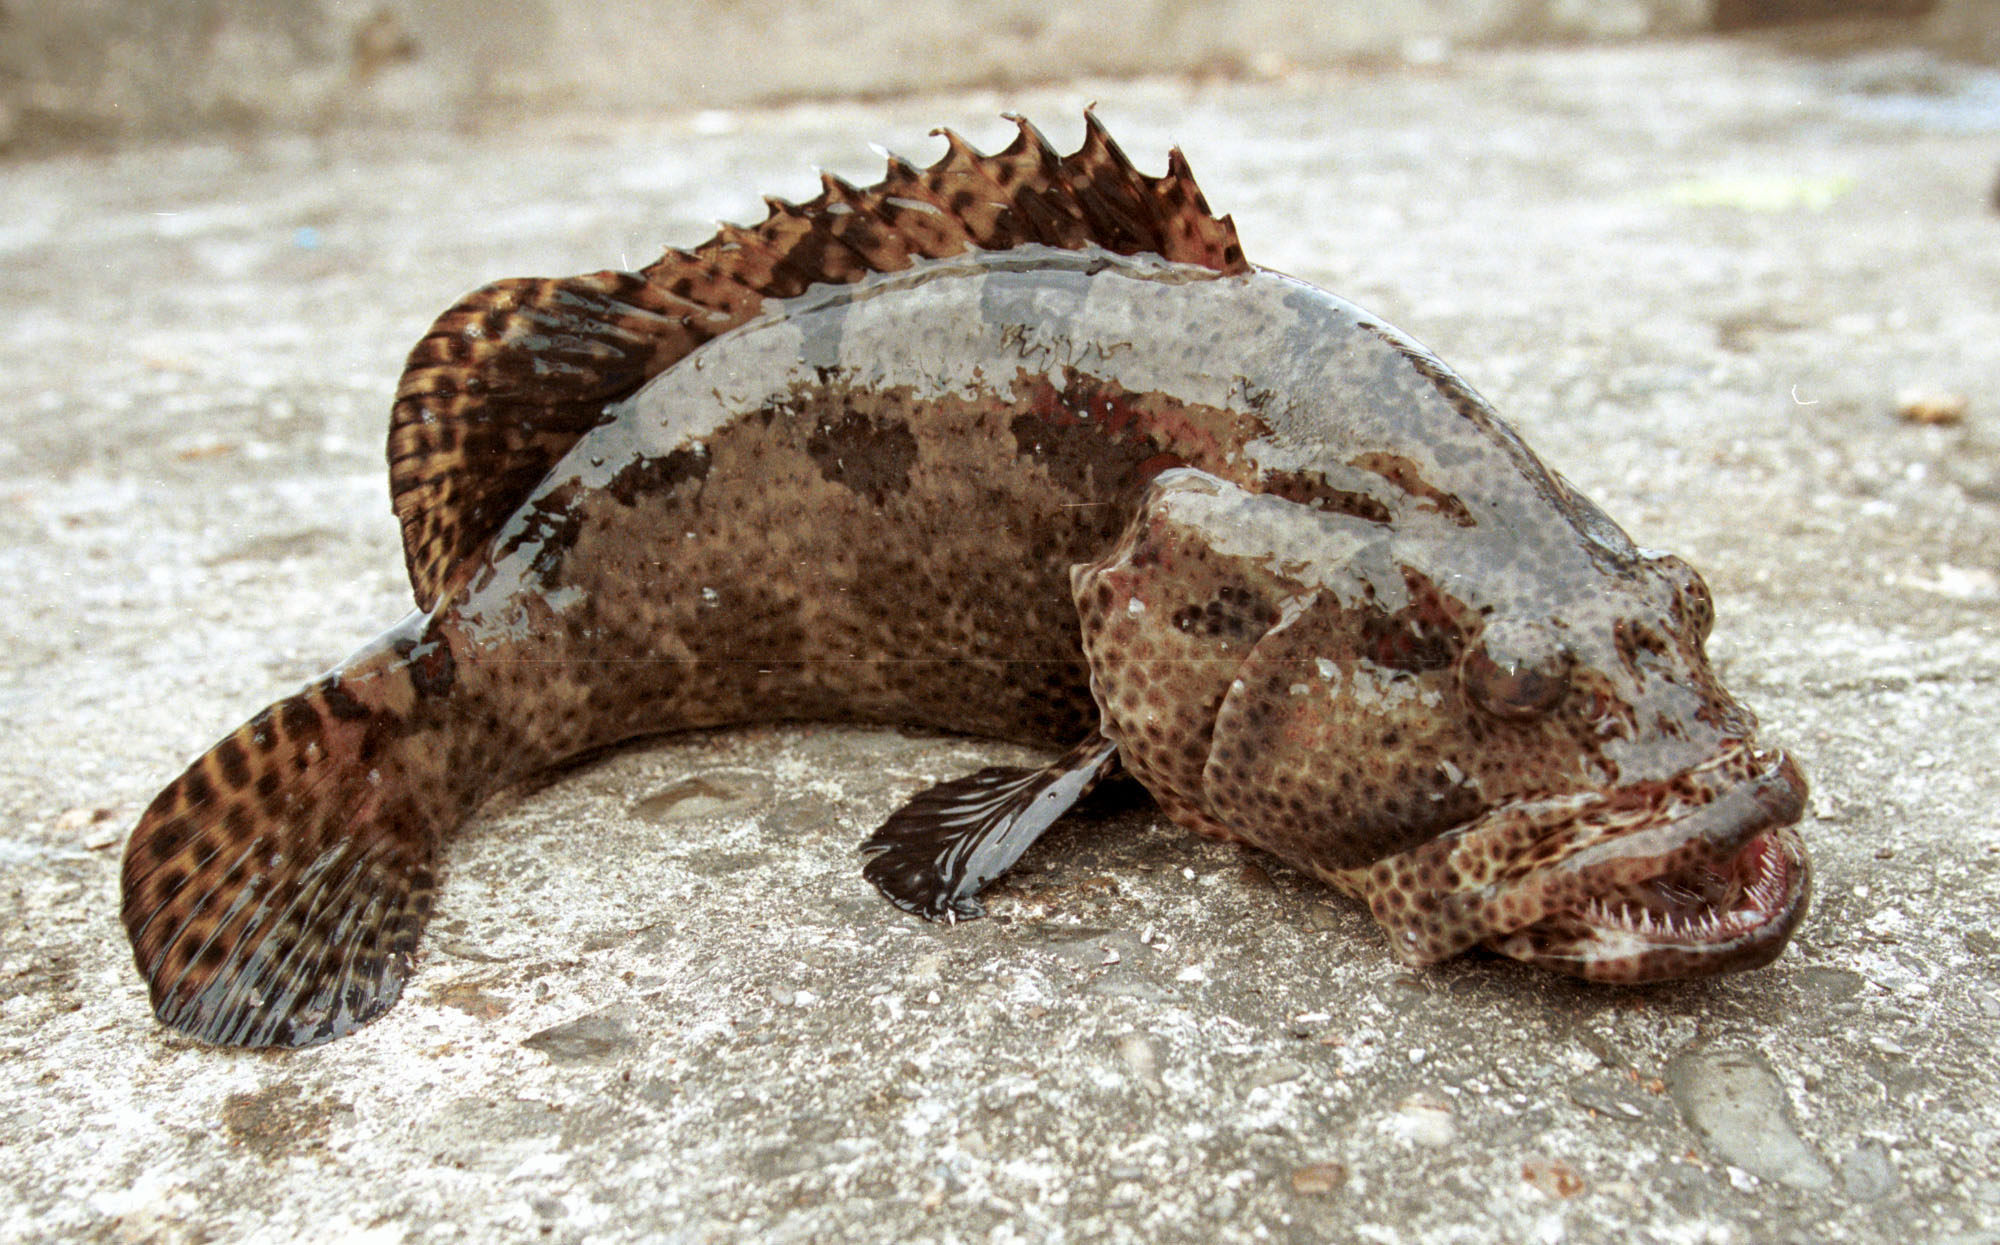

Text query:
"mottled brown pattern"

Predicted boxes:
[[1075, 482, 1267, 820], [804, 411, 920, 504], [1346, 452, 1476, 528], [1345, 751, 1808, 979], [502, 370, 1254, 751]]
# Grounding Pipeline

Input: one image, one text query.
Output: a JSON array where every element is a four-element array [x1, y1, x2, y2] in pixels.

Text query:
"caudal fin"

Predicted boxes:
[[120, 676, 442, 1048]]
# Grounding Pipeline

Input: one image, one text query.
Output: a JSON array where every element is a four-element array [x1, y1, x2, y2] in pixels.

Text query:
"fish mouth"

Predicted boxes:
[[1482, 751, 1811, 981]]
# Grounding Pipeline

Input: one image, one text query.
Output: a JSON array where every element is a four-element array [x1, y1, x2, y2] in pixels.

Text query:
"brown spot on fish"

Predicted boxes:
[[1348, 452, 1476, 527], [278, 696, 321, 744], [1007, 370, 1203, 501], [213, 737, 251, 790], [805, 412, 919, 503], [1359, 568, 1469, 675], [1260, 471, 1395, 526], [604, 445, 710, 508], [1171, 584, 1279, 644], [408, 640, 456, 700], [319, 679, 372, 722], [180, 767, 214, 812]]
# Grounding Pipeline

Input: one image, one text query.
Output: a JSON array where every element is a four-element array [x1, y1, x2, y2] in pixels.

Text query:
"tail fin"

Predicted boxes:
[[121, 645, 454, 1048]]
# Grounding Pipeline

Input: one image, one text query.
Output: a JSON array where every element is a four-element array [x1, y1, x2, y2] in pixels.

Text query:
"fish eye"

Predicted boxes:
[[1462, 620, 1572, 720]]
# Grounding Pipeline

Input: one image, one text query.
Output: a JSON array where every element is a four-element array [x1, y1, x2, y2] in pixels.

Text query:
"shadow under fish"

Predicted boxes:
[[120, 112, 1811, 1049]]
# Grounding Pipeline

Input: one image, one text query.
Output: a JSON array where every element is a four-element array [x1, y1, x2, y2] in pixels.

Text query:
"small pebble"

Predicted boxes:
[[1895, 389, 1967, 425], [1290, 1162, 1346, 1195], [1388, 1092, 1457, 1147], [1521, 1156, 1585, 1199], [1667, 1046, 1833, 1190]]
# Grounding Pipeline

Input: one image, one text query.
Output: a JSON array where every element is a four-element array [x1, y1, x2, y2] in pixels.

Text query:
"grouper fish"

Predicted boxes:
[[121, 113, 1811, 1048]]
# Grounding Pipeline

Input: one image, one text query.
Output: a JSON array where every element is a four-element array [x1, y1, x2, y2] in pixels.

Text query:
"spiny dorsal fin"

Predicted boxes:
[[389, 110, 1248, 609]]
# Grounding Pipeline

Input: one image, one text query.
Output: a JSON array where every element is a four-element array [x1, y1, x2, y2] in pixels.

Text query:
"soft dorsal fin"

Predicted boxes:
[[388, 111, 1249, 609]]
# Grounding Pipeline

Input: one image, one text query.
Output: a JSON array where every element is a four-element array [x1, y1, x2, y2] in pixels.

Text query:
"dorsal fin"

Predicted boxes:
[[388, 111, 1249, 609]]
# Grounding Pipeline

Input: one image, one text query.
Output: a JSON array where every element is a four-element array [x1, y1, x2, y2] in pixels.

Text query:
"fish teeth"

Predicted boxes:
[[1583, 887, 1779, 944]]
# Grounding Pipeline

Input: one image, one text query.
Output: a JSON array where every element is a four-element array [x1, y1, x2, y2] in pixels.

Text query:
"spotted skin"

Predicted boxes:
[[122, 117, 1809, 1049]]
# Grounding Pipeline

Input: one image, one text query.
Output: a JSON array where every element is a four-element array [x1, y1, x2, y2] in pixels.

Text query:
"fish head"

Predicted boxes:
[[1074, 467, 1809, 982]]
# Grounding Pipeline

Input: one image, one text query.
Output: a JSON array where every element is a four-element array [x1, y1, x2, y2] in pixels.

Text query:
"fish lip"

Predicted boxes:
[[1483, 750, 1812, 981]]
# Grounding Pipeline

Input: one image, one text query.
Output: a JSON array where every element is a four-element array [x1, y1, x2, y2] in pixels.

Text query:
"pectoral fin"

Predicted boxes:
[[860, 733, 1121, 920]]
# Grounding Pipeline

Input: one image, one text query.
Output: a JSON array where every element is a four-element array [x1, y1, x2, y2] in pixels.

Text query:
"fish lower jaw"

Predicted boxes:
[[1486, 822, 1811, 982]]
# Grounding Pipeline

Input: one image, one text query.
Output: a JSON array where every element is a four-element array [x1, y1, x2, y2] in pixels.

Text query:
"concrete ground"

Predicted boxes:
[[3, 35, 1998, 1245]]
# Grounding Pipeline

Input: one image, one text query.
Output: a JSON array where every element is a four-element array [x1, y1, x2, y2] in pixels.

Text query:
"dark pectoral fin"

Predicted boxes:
[[860, 733, 1120, 921]]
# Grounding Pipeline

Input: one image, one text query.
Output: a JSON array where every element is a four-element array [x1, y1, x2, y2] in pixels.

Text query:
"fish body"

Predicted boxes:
[[122, 116, 1810, 1048]]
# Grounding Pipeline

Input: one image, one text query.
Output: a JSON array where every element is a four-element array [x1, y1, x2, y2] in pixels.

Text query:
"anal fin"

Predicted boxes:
[[860, 733, 1120, 920]]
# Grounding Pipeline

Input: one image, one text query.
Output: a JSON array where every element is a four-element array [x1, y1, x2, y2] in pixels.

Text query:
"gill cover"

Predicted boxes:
[[1074, 467, 1483, 875]]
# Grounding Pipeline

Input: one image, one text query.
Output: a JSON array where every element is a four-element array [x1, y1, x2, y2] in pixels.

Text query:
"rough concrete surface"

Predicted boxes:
[[2, 36, 1998, 1245]]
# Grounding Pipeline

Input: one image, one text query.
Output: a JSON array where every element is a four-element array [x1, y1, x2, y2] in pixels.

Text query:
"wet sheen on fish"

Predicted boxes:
[[121, 113, 1811, 1048]]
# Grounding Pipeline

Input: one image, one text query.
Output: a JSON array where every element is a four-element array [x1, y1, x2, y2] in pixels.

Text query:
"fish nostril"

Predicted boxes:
[[1648, 552, 1715, 641]]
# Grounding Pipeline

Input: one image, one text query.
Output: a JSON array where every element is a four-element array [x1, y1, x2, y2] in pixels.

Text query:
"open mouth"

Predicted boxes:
[[1483, 752, 1811, 981]]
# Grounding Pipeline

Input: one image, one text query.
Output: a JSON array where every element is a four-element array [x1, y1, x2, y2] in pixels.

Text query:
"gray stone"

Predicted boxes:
[[521, 1005, 643, 1061], [1843, 1137, 1900, 1202], [1668, 1046, 1835, 1191]]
